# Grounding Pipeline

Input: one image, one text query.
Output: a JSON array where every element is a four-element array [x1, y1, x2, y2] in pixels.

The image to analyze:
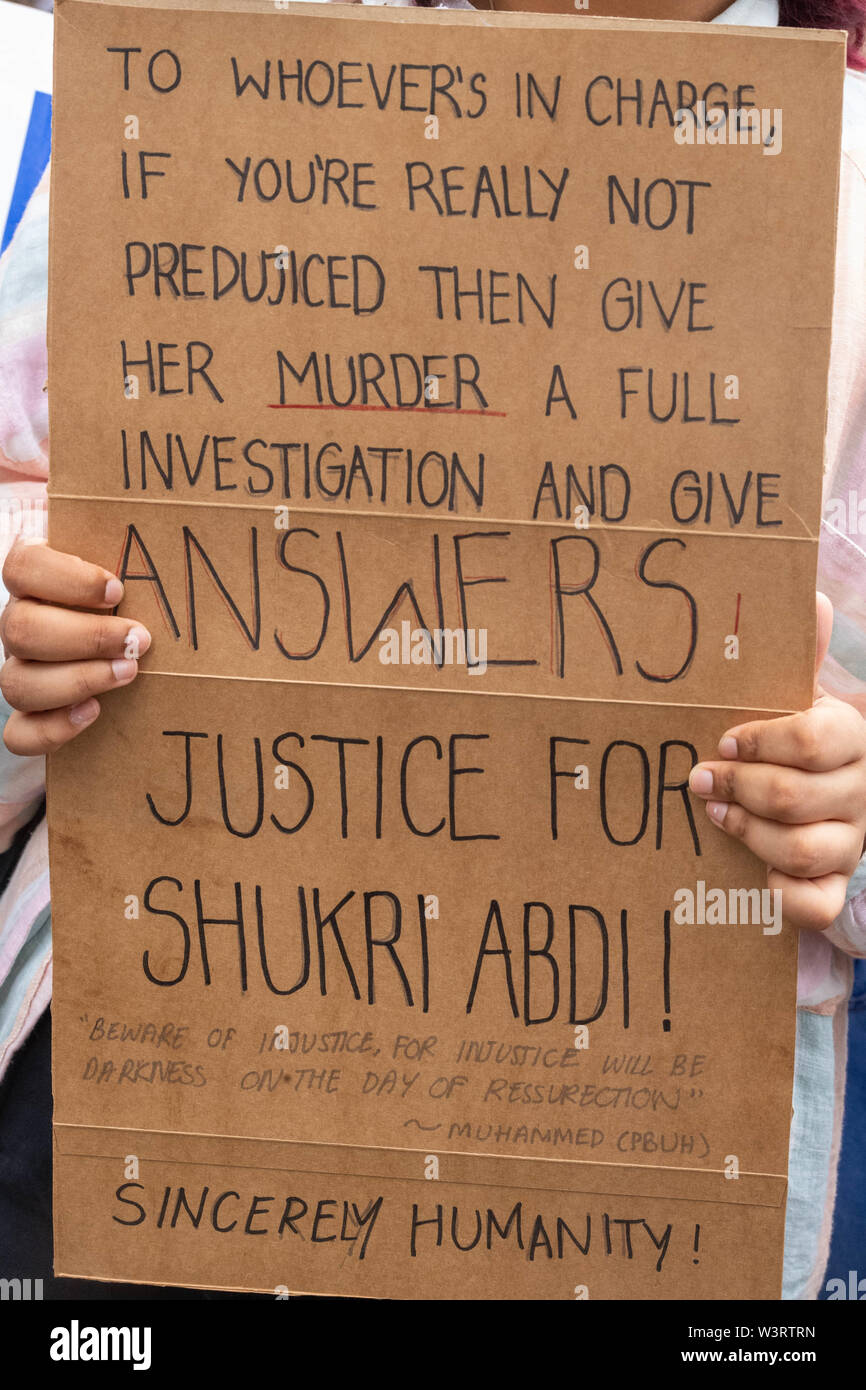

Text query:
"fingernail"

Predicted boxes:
[[706, 800, 729, 824], [718, 736, 738, 759], [104, 577, 123, 605], [111, 658, 138, 683], [689, 767, 713, 795], [69, 699, 99, 727], [123, 625, 151, 659]]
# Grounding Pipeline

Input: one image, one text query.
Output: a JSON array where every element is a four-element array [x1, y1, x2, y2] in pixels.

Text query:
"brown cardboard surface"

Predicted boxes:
[[46, 497, 818, 708], [47, 0, 844, 1298], [53, 1127, 787, 1299]]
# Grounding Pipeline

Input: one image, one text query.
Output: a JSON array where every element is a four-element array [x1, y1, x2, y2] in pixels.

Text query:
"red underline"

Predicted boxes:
[[266, 403, 507, 417]]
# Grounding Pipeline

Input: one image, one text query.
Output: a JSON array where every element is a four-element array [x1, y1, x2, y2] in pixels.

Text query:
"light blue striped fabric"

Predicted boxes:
[[0, 900, 49, 1049], [783, 1012, 837, 1300]]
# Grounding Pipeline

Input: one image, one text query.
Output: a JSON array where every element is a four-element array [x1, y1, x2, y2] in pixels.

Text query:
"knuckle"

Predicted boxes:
[[786, 830, 821, 877], [791, 719, 822, 769], [736, 726, 761, 760], [2, 717, 19, 754], [2, 540, 30, 595], [32, 713, 69, 755], [84, 616, 116, 658], [68, 558, 105, 608], [715, 765, 738, 800], [0, 657, 20, 707], [725, 805, 749, 841], [1, 600, 29, 655], [1, 711, 39, 757], [71, 665, 101, 703], [71, 661, 111, 706], [766, 772, 801, 820], [67, 671, 89, 704]]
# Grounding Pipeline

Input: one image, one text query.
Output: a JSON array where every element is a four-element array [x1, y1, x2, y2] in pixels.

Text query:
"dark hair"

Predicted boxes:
[[412, 0, 866, 69], [780, 1, 866, 69]]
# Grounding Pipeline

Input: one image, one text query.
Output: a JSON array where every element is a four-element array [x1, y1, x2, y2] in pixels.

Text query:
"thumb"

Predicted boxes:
[[815, 591, 833, 695]]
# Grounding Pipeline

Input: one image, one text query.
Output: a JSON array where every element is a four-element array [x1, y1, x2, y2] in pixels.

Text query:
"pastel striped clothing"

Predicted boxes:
[[0, 162, 49, 1075]]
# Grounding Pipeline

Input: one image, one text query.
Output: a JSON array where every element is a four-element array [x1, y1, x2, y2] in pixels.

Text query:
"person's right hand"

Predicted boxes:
[[0, 537, 151, 755]]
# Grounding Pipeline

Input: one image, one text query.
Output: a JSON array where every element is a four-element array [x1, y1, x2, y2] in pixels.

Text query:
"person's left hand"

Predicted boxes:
[[688, 593, 866, 931]]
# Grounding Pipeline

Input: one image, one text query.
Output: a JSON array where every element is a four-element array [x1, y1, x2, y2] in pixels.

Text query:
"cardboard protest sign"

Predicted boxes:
[[47, 0, 844, 1298]]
